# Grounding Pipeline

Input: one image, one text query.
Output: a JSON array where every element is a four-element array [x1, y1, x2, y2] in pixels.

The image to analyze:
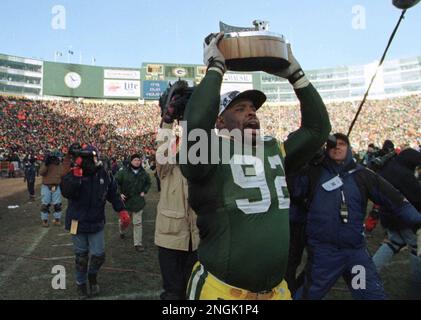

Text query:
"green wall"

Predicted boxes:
[[43, 62, 103, 98]]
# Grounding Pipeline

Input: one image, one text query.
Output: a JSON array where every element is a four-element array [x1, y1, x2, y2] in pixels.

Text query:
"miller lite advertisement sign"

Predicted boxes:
[[104, 79, 141, 97]]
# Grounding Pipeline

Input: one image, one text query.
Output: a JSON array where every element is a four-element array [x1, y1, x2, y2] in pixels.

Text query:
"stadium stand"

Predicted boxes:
[[1, 93, 420, 167]]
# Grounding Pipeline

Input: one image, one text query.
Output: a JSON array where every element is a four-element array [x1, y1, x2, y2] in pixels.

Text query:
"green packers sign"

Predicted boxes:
[[164, 66, 195, 78]]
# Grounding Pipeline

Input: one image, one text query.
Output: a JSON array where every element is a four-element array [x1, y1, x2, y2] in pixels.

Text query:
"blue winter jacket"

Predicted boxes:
[[61, 167, 125, 234], [292, 148, 421, 249]]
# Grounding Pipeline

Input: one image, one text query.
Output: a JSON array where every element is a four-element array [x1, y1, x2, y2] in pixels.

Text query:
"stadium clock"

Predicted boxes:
[[64, 72, 82, 89]]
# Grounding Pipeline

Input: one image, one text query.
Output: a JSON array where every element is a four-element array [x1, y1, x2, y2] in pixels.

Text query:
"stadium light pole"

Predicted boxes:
[[54, 51, 63, 62], [67, 46, 73, 63]]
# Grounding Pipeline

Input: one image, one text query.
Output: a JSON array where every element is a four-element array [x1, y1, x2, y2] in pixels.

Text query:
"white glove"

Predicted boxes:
[[417, 228, 421, 256], [203, 32, 226, 76], [269, 44, 309, 89]]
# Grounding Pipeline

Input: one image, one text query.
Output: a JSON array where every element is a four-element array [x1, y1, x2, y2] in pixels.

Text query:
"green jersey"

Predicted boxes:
[[181, 70, 331, 292], [188, 135, 290, 292]]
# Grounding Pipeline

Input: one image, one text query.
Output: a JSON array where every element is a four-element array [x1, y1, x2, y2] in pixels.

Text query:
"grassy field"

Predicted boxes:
[[0, 176, 418, 300]]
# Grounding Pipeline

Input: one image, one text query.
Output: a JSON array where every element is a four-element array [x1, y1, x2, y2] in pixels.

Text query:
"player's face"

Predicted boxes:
[[219, 99, 260, 142], [328, 139, 349, 163]]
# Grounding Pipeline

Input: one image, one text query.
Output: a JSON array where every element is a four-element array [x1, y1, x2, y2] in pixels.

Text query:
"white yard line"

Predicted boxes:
[[0, 228, 49, 286], [42, 256, 74, 261], [29, 274, 53, 281], [51, 243, 73, 247]]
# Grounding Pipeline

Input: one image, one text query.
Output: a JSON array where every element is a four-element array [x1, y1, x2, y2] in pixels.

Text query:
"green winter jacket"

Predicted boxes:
[[114, 166, 151, 212]]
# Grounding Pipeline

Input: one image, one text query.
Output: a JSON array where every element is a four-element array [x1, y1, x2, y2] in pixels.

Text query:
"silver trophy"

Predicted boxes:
[[217, 20, 290, 72]]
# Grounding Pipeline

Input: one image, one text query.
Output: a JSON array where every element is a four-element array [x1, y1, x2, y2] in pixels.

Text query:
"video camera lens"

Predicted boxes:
[[70, 149, 95, 158], [159, 80, 195, 121], [326, 135, 337, 149], [79, 150, 96, 157], [69, 143, 95, 158]]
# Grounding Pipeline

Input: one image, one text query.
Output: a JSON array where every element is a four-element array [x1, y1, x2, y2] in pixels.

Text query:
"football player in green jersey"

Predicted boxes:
[[180, 32, 331, 300]]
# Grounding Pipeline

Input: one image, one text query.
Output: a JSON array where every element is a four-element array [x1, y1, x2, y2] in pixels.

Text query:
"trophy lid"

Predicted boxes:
[[219, 20, 285, 39], [220, 20, 270, 32]]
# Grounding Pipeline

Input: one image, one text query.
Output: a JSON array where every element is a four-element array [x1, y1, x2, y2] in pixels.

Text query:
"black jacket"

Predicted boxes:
[[24, 163, 36, 183], [61, 167, 125, 234], [378, 148, 421, 230]]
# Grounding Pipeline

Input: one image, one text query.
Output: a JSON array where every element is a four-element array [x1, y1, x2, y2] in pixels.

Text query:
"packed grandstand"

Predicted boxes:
[[0, 52, 420, 171], [1, 93, 420, 164]]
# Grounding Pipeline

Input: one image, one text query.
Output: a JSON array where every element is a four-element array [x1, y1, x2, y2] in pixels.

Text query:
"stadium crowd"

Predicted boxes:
[[0, 96, 160, 163], [1, 93, 420, 168], [259, 94, 421, 154]]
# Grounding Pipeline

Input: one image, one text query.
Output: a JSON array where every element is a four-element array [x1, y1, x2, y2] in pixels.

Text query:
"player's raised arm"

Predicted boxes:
[[266, 45, 331, 173], [180, 32, 226, 181]]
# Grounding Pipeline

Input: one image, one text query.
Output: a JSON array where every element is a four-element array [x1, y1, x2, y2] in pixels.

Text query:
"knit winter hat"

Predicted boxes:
[[382, 140, 395, 153], [130, 154, 141, 161]]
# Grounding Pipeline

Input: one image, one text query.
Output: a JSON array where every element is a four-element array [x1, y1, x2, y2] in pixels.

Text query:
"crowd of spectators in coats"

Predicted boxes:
[[1, 93, 420, 167]]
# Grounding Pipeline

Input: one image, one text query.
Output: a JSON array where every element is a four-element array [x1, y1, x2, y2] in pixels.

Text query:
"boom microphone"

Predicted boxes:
[[392, 0, 421, 9]]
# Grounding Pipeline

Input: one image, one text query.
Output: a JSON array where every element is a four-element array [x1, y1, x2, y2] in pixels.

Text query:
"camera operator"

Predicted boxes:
[[39, 150, 66, 227], [362, 143, 379, 167], [61, 143, 130, 299], [371, 140, 421, 298], [287, 134, 421, 299], [155, 85, 200, 300]]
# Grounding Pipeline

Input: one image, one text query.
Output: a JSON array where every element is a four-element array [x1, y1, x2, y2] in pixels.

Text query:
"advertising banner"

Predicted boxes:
[[223, 73, 253, 83], [104, 69, 140, 80], [104, 79, 141, 97], [221, 83, 254, 94], [142, 80, 169, 100], [164, 66, 195, 78]]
